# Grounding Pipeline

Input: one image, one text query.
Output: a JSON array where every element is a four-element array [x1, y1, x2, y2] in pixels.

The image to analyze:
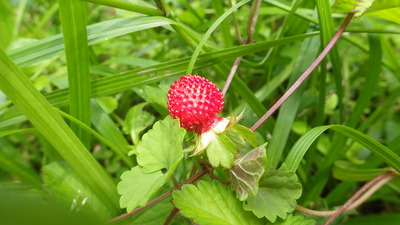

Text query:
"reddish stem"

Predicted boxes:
[[250, 13, 354, 131], [163, 207, 179, 225], [108, 169, 208, 223], [324, 170, 396, 225]]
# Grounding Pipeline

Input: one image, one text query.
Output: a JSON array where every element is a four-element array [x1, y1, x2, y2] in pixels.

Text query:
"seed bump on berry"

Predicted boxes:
[[167, 75, 224, 134]]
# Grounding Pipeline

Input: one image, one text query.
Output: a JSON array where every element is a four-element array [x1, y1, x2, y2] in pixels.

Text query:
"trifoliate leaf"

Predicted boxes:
[[118, 167, 169, 212], [274, 214, 315, 225], [243, 164, 302, 222], [136, 116, 185, 173], [206, 132, 237, 168], [42, 162, 110, 220], [118, 116, 185, 212], [230, 144, 267, 201], [172, 180, 262, 225], [123, 102, 155, 145]]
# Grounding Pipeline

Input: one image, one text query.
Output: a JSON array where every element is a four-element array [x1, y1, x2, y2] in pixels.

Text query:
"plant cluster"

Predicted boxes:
[[0, 0, 400, 225]]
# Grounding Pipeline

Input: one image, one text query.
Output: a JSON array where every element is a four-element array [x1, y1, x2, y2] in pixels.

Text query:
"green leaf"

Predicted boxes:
[[332, 0, 400, 23], [123, 103, 155, 145], [186, 0, 251, 74], [232, 124, 258, 148], [266, 35, 320, 169], [91, 100, 133, 166], [172, 180, 262, 225], [274, 214, 316, 225], [284, 125, 400, 172], [230, 144, 267, 201], [2, 32, 318, 125], [0, 48, 119, 213], [95, 97, 118, 114], [0, 139, 41, 188], [58, 0, 91, 148], [83, 0, 163, 16], [118, 116, 185, 212], [136, 116, 185, 173], [9, 16, 176, 67], [144, 85, 168, 109], [333, 161, 391, 181], [206, 132, 238, 168], [118, 167, 168, 212], [0, 0, 13, 51], [243, 164, 302, 222], [364, 0, 400, 24], [42, 161, 110, 220]]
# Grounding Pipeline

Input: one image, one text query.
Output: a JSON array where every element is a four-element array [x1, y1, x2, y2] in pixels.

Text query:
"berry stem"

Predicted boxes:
[[250, 13, 354, 131]]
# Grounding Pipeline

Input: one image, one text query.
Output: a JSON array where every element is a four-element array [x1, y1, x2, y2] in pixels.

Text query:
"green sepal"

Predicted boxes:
[[206, 132, 237, 168], [231, 124, 258, 148]]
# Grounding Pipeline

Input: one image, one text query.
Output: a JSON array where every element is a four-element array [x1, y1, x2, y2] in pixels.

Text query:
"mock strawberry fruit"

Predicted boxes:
[[167, 75, 224, 134]]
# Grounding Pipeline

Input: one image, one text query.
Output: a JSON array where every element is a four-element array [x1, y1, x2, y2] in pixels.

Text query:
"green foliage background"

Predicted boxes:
[[0, 0, 399, 224]]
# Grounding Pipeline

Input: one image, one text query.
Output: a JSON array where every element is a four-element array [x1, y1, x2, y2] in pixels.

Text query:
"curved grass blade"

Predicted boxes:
[[1, 33, 319, 124], [186, 0, 250, 74], [54, 107, 133, 167], [284, 125, 400, 172], [9, 16, 176, 67], [0, 50, 119, 212], [83, 0, 162, 16]]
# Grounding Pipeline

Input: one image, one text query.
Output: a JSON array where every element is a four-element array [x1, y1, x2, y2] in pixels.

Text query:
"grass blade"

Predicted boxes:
[[58, 0, 91, 148], [84, 0, 162, 16], [9, 16, 176, 67], [186, 0, 251, 74], [0, 50, 119, 212], [284, 125, 400, 172], [1, 33, 318, 125]]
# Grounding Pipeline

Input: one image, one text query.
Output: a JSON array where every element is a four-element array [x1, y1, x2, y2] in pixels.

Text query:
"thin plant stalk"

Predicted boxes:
[[109, 169, 208, 223], [250, 13, 354, 131]]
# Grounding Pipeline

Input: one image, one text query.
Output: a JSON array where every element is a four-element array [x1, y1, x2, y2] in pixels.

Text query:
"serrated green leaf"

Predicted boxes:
[[230, 144, 267, 201], [243, 164, 302, 222], [118, 167, 168, 212], [273, 214, 315, 225], [172, 180, 262, 225], [123, 103, 155, 145], [136, 116, 185, 173], [232, 124, 258, 148], [42, 161, 110, 220], [118, 116, 185, 212], [206, 132, 237, 168]]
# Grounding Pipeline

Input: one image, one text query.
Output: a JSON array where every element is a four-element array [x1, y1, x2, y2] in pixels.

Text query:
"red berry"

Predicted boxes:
[[167, 75, 224, 134]]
